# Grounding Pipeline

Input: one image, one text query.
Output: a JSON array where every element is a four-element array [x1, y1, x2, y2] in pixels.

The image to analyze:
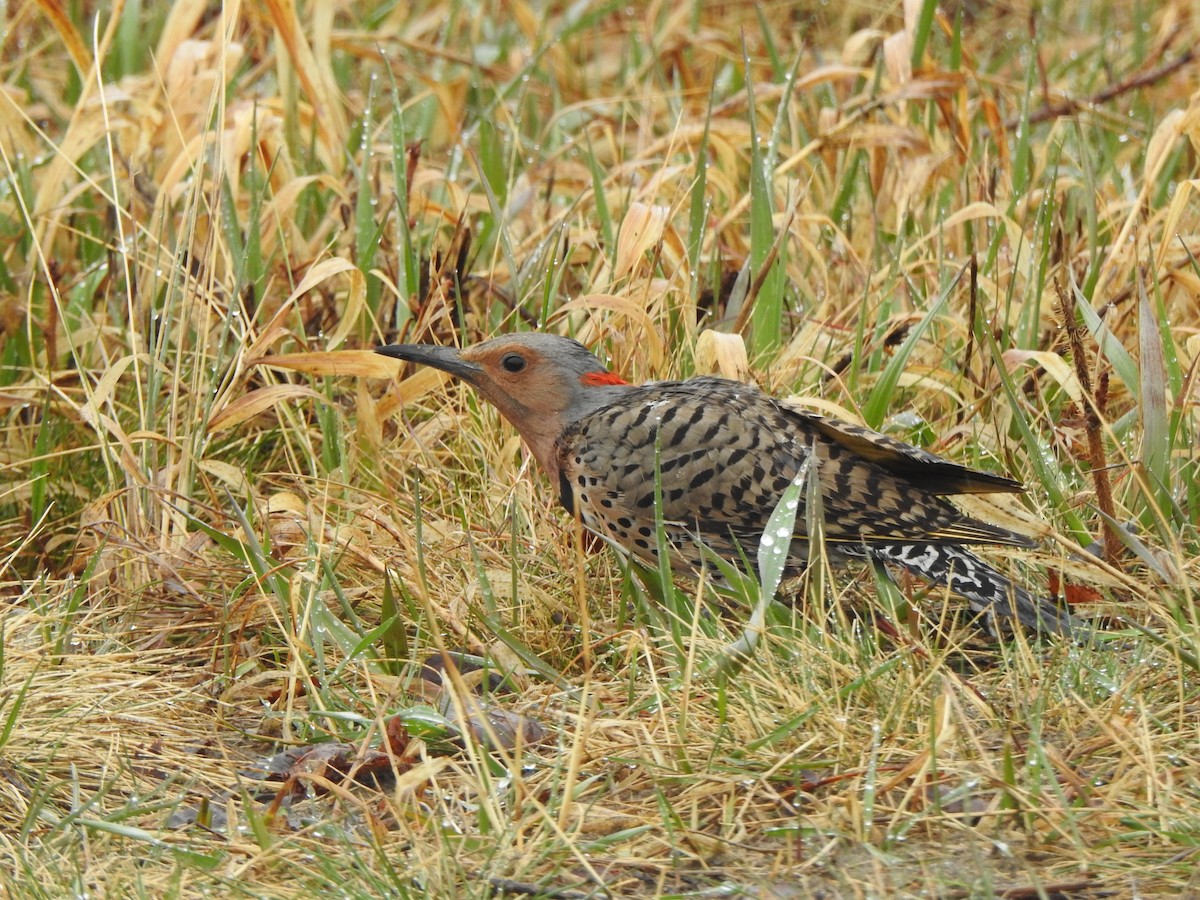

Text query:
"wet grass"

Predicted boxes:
[[1, 1, 1198, 896]]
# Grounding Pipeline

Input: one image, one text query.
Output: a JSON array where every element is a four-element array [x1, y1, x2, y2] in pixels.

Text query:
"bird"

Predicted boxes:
[[376, 332, 1078, 636]]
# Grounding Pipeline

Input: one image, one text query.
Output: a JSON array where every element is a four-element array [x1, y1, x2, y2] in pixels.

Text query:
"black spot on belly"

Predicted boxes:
[[559, 472, 575, 514]]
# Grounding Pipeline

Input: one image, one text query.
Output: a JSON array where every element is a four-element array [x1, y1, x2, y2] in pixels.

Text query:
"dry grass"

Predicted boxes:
[[2, 0, 1199, 896]]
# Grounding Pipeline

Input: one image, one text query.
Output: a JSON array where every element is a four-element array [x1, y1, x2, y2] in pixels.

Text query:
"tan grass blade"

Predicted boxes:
[[209, 384, 329, 433], [33, 0, 92, 76], [694, 330, 750, 381]]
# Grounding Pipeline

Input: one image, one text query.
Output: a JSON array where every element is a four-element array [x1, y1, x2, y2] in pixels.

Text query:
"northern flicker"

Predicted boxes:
[[377, 333, 1078, 636]]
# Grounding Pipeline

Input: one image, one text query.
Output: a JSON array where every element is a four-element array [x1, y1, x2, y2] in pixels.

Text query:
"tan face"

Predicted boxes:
[[376, 334, 626, 476], [457, 342, 576, 436], [459, 340, 545, 394], [462, 339, 627, 390]]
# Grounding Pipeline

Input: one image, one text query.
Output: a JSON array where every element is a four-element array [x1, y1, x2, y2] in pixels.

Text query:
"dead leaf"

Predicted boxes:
[[209, 384, 329, 433], [250, 349, 393, 378], [695, 330, 750, 381], [614, 202, 670, 280]]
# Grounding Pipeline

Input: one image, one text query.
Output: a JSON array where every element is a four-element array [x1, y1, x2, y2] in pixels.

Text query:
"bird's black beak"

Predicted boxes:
[[375, 344, 483, 382]]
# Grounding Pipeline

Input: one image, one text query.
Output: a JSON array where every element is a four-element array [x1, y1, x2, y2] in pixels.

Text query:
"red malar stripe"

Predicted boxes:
[[580, 371, 628, 387]]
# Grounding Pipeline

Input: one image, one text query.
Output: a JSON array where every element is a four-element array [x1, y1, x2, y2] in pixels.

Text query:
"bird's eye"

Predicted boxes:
[[500, 352, 526, 373]]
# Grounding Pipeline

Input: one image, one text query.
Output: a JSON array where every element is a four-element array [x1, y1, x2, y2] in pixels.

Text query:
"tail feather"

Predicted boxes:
[[871, 543, 1078, 637]]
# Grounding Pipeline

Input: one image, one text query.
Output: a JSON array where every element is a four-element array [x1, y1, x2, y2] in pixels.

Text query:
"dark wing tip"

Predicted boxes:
[[801, 412, 1025, 495]]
